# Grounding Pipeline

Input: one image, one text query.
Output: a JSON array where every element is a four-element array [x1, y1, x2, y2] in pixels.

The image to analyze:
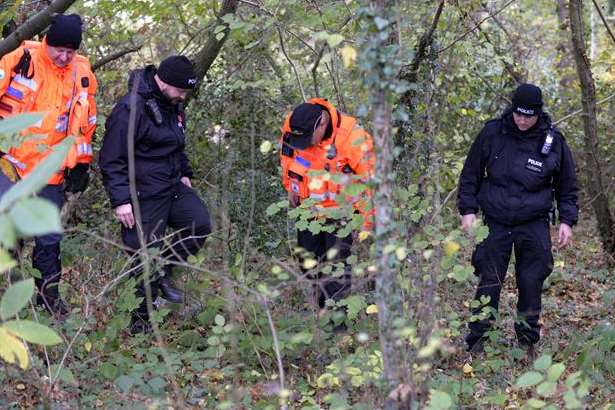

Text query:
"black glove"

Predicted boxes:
[[64, 163, 90, 193]]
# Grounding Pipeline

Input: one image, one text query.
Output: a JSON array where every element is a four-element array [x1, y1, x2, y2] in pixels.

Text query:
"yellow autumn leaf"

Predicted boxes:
[[443, 241, 461, 256], [259, 140, 272, 154], [0, 327, 29, 369], [463, 363, 473, 374], [340, 46, 357, 67], [302, 258, 317, 269], [366, 304, 378, 314], [358, 231, 370, 242], [84, 341, 92, 352]]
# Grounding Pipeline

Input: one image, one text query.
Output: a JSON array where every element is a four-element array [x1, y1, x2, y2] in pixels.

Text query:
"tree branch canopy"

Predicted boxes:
[[0, 0, 78, 59]]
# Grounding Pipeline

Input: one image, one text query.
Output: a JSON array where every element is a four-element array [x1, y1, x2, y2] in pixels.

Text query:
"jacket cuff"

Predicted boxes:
[[110, 197, 131, 208], [559, 218, 576, 227], [459, 208, 478, 216]]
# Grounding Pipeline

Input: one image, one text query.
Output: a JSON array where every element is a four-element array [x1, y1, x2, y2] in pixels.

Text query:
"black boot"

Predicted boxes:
[[129, 311, 152, 334], [36, 282, 69, 317], [158, 273, 184, 303]]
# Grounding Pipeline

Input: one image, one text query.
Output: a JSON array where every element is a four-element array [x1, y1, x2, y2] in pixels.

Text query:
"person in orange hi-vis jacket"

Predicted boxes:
[[0, 14, 97, 316], [279, 98, 374, 315]]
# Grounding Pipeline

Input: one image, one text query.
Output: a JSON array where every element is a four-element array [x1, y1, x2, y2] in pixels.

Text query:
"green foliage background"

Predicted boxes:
[[0, 0, 614, 409]]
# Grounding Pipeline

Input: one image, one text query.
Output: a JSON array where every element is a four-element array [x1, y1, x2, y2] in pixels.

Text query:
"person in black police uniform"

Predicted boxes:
[[457, 84, 578, 357], [99, 56, 211, 333]]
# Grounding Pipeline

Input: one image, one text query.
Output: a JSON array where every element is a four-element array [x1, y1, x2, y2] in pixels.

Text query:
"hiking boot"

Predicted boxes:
[[129, 313, 152, 335], [467, 338, 485, 354], [522, 343, 537, 363], [158, 276, 184, 303], [36, 293, 69, 317]]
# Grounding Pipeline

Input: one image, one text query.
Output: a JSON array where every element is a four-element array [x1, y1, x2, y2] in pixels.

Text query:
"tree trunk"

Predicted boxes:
[[0, 0, 77, 58], [568, 0, 615, 263], [362, 1, 411, 408], [192, 0, 239, 82]]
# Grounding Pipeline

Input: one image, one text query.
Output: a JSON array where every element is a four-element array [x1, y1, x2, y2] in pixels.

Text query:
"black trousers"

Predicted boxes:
[[467, 217, 553, 347], [297, 222, 353, 308], [0, 171, 65, 300], [121, 182, 211, 313]]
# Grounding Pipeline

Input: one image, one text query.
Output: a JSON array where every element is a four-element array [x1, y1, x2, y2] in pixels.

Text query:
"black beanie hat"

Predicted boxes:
[[287, 103, 325, 149], [46, 14, 83, 50], [512, 83, 543, 116], [157, 56, 197, 89]]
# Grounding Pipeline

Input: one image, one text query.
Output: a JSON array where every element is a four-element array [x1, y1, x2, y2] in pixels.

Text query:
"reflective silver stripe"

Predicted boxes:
[[13, 74, 38, 91], [3, 154, 26, 170], [328, 193, 337, 200], [309, 193, 327, 201], [77, 143, 93, 156]]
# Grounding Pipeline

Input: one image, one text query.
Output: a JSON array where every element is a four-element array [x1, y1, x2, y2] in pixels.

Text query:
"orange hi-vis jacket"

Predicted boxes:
[[0, 39, 97, 184], [279, 98, 375, 225]]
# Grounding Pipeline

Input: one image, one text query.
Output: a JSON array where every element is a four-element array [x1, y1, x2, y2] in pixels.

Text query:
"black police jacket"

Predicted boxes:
[[457, 110, 578, 226], [99, 66, 193, 208]]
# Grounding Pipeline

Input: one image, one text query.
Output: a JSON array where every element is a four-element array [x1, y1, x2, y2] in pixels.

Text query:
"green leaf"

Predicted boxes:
[[9, 197, 61, 237], [341, 295, 366, 320], [326, 34, 344, 48], [527, 398, 547, 408], [0, 112, 44, 137], [374, 17, 389, 30], [536, 381, 557, 397], [0, 279, 34, 320], [0, 214, 16, 249], [290, 332, 313, 344], [115, 375, 137, 393], [426, 390, 453, 410], [100, 362, 120, 380], [214, 314, 225, 326], [265, 203, 280, 216], [515, 371, 544, 388], [50, 365, 76, 384], [343, 183, 367, 197], [534, 354, 552, 371], [547, 363, 566, 382], [4, 320, 63, 345], [0, 136, 73, 212], [0, 248, 17, 273]]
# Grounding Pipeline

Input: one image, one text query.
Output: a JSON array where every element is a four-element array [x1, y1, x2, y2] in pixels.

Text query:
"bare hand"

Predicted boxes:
[[115, 203, 135, 229], [558, 223, 573, 249], [461, 213, 477, 231], [181, 177, 192, 188]]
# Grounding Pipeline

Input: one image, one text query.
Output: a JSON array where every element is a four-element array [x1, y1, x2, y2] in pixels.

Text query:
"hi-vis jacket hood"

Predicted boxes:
[[279, 98, 375, 228], [0, 39, 98, 184]]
